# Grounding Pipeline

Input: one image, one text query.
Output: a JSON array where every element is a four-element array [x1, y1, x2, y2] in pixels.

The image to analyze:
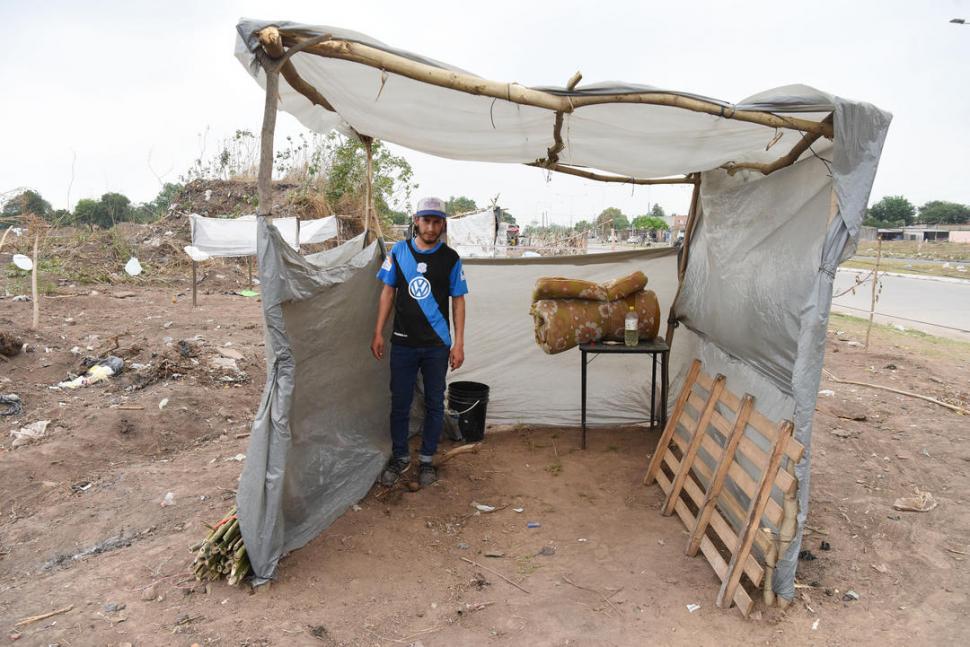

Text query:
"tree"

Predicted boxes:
[[917, 201, 970, 225], [324, 134, 416, 226], [2, 190, 52, 221], [445, 196, 477, 215], [498, 209, 516, 225], [574, 219, 592, 231], [100, 192, 132, 226], [650, 204, 666, 219], [632, 215, 669, 231], [865, 195, 915, 228], [72, 199, 103, 228]]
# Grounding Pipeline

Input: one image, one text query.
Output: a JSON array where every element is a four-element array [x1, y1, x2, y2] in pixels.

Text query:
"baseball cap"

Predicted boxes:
[[415, 196, 447, 219]]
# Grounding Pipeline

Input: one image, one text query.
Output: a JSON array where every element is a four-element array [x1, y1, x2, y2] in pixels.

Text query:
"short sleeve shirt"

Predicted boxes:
[[377, 239, 468, 347]]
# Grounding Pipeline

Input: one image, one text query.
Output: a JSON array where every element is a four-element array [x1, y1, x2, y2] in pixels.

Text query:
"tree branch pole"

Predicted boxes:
[[255, 50, 281, 222], [864, 237, 882, 351], [362, 135, 375, 245], [664, 175, 702, 349], [525, 162, 697, 186], [279, 33, 833, 138], [30, 232, 40, 330]]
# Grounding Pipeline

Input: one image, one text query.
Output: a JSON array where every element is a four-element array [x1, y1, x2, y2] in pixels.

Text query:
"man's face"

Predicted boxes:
[[414, 215, 445, 244]]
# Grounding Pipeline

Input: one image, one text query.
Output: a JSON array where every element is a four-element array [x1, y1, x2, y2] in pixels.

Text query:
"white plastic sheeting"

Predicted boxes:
[[188, 213, 338, 258], [446, 209, 501, 258], [233, 20, 892, 599]]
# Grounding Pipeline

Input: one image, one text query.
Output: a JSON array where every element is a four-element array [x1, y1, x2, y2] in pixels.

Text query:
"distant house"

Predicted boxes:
[[671, 214, 688, 240]]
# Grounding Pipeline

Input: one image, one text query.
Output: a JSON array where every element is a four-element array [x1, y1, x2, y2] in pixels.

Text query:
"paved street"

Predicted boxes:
[[832, 269, 970, 341]]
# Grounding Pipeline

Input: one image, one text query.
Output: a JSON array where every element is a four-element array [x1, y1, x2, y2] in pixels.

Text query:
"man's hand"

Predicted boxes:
[[371, 333, 385, 360], [449, 344, 464, 371]]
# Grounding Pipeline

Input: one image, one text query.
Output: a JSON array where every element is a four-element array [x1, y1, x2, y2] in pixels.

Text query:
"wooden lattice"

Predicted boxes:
[[644, 359, 804, 616]]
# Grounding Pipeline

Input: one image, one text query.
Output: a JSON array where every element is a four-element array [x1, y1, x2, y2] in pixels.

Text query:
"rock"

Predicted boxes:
[[217, 347, 244, 361], [484, 550, 505, 558], [141, 585, 157, 601], [798, 550, 816, 561], [457, 543, 469, 550], [829, 402, 867, 421], [111, 291, 137, 299], [536, 545, 556, 557], [831, 428, 859, 439], [843, 590, 860, 601], [210, 357, 238, 371], [103, 602, 126, 613], [820, 541, 831, 551]]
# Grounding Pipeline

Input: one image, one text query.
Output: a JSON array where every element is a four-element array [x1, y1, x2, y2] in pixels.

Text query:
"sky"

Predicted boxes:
[[2, 0, 969, 226]]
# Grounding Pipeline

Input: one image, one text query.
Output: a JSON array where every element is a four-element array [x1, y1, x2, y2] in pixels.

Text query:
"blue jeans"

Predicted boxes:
[[389, 344, 450, 460]]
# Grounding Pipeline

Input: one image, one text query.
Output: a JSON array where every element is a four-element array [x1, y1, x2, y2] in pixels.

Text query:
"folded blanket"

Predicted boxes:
[[532, 271, 647, 302], [531, 289, 660, 355]]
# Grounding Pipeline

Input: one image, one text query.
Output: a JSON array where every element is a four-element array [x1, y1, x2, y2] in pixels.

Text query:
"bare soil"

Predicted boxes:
[[1, 291, 969, 646]]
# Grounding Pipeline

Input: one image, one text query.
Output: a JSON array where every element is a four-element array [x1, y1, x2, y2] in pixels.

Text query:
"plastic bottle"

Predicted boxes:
[[624, 305, 639, 346]]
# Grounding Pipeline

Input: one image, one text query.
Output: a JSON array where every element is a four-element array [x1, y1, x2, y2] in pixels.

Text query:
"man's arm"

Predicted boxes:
[[371, 284, 395, 360], [450, 295, 465, 370]]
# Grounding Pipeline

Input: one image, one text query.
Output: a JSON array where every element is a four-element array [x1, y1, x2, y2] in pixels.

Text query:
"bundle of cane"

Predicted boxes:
[[190, 506, 251, 585]]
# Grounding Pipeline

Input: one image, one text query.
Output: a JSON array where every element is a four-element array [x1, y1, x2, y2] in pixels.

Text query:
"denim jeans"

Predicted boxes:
[[389, 344, 450, 460]]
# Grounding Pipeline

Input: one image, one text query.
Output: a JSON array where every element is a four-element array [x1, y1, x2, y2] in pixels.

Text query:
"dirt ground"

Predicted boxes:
[[1, 290, 969, 646]]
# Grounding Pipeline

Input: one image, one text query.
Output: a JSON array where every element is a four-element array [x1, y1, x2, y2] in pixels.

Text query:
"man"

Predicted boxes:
[[371, 196, 468, 487]]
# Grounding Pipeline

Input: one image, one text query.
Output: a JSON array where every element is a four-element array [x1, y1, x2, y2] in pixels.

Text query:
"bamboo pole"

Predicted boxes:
[[278, 34, 832, 138], [30, 233, 39, 330], [864, 237, 882, 351], [247, 256, 253, 286], [721, 115, 833, 176], [191, 261, 197, 307], [526, 162, 697, 186]]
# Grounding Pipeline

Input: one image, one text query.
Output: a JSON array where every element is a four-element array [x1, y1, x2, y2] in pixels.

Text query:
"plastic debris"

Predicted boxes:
[[158, 398, 169, 410], [527, 521, 541, 529], [686, 603, 701, 613], [11, 254, 33, 271], [512, 507, 524, 513], [818, 389, 835, 397], [10, 420, 51, 448], [236, 290, 259, 298], [811, 619, 820, 631], [351, 504, 362, 512], [843, 590, 860, 601], [160, 492, 176, 507], [56, 356, 124, 389], [472, 502, 496, 513], [12, 295, 30, 302], [124, 257, 143, 276], [893, 488, 938, 512], [183, 245, 211, 262], [577, 538, 588, 542], [0, 394, 23, 417]]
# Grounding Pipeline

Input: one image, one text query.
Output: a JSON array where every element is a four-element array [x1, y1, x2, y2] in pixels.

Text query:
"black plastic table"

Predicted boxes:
[[579, 338, 670, 449]]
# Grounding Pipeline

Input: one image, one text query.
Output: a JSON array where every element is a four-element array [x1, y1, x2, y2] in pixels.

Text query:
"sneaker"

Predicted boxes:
[[418, 462, 438, 487], [380, 456, 411, 486]]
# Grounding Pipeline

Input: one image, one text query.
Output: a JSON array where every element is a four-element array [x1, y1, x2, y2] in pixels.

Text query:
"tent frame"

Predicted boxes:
[[249, 24, 835, 354]]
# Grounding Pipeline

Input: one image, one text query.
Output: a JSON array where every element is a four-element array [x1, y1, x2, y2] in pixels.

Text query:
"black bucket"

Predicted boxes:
[[447, 381, 490, 442]]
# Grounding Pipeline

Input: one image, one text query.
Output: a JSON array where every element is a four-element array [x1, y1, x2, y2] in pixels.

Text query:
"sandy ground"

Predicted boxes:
[[1, 290, 969, 646]]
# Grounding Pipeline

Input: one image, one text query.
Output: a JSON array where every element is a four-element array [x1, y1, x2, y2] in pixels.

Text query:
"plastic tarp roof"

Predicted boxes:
[[233, 19, 892, 602]]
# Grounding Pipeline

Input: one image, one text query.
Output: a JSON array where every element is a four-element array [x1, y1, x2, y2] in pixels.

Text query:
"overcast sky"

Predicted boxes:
[[2, 0, 968, 225]]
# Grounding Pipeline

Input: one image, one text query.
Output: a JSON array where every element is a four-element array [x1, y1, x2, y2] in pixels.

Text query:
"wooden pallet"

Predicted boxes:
[[643, 359, 805, 616]]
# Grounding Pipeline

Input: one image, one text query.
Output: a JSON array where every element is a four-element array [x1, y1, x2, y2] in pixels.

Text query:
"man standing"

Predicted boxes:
[[371, 196, 468, 487]]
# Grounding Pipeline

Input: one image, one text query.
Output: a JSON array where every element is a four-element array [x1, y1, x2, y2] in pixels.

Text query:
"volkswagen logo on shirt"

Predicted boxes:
[[408, 275, 432, 300]]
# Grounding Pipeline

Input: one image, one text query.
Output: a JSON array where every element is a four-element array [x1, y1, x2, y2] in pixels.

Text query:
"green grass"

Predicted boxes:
[[854, 240, 970, 262]]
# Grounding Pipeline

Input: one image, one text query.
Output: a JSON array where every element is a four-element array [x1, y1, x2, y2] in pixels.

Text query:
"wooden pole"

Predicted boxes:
[[526, 162, 697, 186], [30, 233, 40, 330], [255, 51, 281, 222], [279, 33, 833, 138], [663, 175, 702, 348], [247, 256, 253, 286], [363, 136, 375, 245], [721, 115, 833, 176], [192, 261, 198, 307], [864, 237, 882, 351]]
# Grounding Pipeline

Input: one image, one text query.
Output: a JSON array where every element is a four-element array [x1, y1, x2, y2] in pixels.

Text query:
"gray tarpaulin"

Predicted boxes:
[[233, 20, 891, 598]]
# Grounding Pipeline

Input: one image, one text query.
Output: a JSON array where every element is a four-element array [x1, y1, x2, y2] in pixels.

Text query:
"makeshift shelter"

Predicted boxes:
[[231, 19, 892, 606]]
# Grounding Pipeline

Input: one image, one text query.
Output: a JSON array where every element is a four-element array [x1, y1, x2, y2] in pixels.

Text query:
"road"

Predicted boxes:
[[832, 269, 970, 341]]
